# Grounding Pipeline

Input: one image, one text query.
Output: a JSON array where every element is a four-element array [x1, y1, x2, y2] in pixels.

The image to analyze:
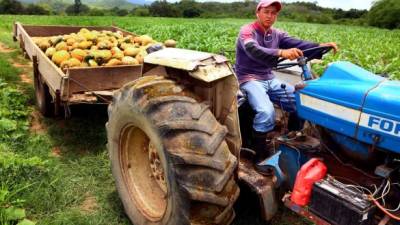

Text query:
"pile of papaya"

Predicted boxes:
[[33, 28, 176, 70]]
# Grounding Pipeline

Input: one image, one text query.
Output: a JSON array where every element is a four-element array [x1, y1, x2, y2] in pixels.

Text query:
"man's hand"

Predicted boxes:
[[319, 42, 339, 54], [279, 48, 303, 60], [295, 82, 307, 91]]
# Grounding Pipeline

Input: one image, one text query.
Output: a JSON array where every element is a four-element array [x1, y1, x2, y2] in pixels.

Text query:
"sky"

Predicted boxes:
[[281, 0, 374, 10], [166, 0, 375, 10]]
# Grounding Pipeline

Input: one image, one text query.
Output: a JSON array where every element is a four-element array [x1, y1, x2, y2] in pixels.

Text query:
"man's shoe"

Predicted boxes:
[[252, 130, 269, 162], [252, 130, 275, 176]]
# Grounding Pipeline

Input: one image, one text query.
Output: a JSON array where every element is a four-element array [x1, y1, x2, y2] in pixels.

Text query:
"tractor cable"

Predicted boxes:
[[311, 125, 381, 179]]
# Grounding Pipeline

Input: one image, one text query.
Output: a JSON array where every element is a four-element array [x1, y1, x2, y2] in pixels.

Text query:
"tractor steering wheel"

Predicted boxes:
[[275, 46, 333, 70]]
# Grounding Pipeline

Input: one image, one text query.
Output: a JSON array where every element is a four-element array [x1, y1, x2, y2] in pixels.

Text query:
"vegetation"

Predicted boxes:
[[368, 0, 400, 29], [2, 0, 398, 29], [3, 15, 399, 79], [0, 0, 376, 27], [0, 51, 38, 225]]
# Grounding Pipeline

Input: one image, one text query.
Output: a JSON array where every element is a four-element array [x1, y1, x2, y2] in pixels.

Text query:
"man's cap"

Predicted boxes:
[[256, 0, 282, 12]]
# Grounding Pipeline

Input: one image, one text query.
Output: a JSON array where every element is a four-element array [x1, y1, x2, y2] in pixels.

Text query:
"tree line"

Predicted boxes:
[[0, 0, 399, 29]]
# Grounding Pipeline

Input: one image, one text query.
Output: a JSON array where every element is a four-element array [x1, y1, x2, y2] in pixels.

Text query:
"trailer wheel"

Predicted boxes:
[[34, 73, 53, 117], [107, 76, 239, 225]]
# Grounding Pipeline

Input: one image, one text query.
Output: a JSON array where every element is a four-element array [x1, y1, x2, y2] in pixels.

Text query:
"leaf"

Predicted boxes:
[[17, 219, 36, 225], [5, 207, 25, 220], [0, 118, 17, 132], [0, 189, 9, 202]]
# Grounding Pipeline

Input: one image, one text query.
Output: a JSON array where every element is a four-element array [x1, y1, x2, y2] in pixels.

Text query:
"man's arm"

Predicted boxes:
[[279, 31, 339, 58], [279, 31, 319, 50]]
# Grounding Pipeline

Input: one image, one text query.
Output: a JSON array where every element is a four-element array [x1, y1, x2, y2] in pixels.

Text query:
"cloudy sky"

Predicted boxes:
[[168, 0, 375, 10]]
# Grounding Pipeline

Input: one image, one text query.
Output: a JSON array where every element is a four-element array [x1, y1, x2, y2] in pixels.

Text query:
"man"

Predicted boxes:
[[235, 0, 337, 165]]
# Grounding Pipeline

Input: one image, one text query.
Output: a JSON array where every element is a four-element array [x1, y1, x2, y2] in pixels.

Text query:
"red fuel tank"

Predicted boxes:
[[291, 158, 327, 206]]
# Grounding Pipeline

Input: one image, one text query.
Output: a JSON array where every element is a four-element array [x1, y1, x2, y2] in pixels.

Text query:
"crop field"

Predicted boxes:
[[0, 15, 399, 225], [2, 15, 400, 78]]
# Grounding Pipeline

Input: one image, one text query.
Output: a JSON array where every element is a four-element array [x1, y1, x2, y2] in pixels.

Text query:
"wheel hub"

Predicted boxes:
[[149, 142, 167, 194], [119, 126, 168, 221]]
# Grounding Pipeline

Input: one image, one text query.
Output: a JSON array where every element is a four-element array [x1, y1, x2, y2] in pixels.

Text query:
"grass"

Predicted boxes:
[[0, 27, 129, 225]]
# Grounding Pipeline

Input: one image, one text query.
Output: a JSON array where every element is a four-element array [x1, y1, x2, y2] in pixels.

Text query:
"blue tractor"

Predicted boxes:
[[107, 46, 400, 225], [239, 46, 400, 225]]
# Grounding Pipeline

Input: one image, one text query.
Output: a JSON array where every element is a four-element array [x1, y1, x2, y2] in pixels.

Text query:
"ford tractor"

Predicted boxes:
[[106, 46, 400, 225]]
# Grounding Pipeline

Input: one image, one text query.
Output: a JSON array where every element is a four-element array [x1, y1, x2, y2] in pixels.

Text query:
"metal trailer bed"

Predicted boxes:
[[13, 22, 142, 117]]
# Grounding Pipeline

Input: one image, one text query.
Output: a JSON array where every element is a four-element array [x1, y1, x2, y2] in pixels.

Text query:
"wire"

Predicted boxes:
[[386, 202, 400, 212], [370, 196, 400, 221], [370, 179, 400, 214], [345, 184, 373, 195], [381, 180, 391, 206], [313, 126, 381, 179], [373, 179, 387, 197]]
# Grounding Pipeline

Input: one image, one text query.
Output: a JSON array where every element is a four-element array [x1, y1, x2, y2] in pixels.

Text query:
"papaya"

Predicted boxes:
[[88, 59, 98, 67], [164, 39, 176, 48], [124, 47, 140, 57], [55, 42, 68, 51], [71, 49, 87, 62], [60, 58, 81, 69], [39, 40, 51, 51], [50, 36, 63, 46], [52, 50, 70, 65], [45, 47, 56, 58], [121, 56, 138, 65], [78, 41, 93, 50], [106, 58, 122, 66]]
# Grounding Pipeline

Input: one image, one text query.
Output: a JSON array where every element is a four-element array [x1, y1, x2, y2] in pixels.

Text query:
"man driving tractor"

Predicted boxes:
[[235, 0, 338, 173]]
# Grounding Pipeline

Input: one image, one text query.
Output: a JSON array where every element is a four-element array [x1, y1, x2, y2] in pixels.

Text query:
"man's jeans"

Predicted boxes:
[[240, 78, 296, 133]]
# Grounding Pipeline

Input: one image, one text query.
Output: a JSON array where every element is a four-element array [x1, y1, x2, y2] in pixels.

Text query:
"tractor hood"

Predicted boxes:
[[144, 48, 234, 82], [296, 61, 400, 153]]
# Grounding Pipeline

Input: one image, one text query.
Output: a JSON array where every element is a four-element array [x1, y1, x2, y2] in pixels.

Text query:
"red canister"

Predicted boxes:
[[291, 158, 327, 206]]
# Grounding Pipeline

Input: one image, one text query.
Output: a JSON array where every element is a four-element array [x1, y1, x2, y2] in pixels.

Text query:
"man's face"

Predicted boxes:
[[256, 5, 279, 29]]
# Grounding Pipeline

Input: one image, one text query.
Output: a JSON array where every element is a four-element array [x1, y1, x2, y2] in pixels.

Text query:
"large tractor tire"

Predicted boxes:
[[106, 76, 239, 225], [34, 73, 53, 117]]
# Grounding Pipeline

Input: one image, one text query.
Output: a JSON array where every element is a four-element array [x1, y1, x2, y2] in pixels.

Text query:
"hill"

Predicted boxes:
[[19, 0, 137, 9]]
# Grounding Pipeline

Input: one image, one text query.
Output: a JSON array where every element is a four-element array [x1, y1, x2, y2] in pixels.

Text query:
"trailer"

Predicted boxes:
[[13, 22, 143, 117]]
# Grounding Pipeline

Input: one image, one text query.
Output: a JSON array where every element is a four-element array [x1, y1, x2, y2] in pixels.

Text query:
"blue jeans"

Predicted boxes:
[[240, 78, 296, 132]]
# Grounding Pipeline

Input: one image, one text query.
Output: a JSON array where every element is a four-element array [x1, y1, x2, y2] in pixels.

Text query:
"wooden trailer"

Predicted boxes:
[[13, 22, 143, 117]]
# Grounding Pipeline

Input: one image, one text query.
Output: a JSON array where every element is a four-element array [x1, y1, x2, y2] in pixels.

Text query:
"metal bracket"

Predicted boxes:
[[257, 151, 286, 187]]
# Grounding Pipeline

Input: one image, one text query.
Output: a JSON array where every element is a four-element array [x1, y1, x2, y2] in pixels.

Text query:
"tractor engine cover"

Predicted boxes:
[[296, 61, 400, 154]]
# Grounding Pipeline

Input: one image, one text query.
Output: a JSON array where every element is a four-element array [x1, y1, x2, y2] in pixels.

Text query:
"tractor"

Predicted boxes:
[[106, 45, 400, 225]]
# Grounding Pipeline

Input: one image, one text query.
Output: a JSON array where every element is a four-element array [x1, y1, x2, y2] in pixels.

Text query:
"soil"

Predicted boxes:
[[80, 193, 98, 214], [13, 62, 32, 68], [30, 110, 46, 134], [51, 147, 62, 157], [0, 42, 15, 53], [19, 73, 32, 84]]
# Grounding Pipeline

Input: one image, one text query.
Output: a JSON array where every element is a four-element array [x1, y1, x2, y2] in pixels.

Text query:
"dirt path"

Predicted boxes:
[[19, 73, 32, 84], [30, 110, 46, 134], [13, 61, 32, 68], [0, 42, 15, 53], [80, 193, 98, 214]]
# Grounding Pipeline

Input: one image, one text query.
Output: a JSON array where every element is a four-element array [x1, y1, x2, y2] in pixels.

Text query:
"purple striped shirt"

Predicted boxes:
[[235, 21, 318, 84]]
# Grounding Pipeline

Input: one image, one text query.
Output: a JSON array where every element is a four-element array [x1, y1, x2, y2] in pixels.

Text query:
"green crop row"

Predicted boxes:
[[1, 15, 399, 79]]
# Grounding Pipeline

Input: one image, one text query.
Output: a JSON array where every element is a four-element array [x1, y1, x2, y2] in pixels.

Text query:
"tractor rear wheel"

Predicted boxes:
[[106, 75, 239, 225]]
